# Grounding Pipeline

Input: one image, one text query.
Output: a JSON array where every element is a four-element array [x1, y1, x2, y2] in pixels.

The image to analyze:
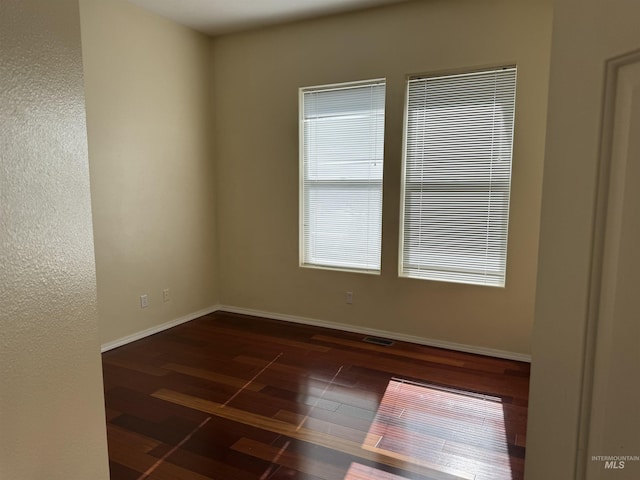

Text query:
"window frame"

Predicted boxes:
[[398, 66, 517, 287], [299, 78, 386, 274]]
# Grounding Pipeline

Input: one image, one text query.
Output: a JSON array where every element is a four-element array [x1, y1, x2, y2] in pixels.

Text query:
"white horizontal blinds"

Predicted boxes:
[[401, 67, 517, 286], [302, 80, 385, 272]]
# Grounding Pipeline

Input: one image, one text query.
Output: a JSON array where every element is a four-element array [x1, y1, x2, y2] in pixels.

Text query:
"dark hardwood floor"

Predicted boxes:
[[102, 311, 529, 480]]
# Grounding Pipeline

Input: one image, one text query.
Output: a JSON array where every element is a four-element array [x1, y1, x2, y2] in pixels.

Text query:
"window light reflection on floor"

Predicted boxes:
[[361, 378, 514, 480], [344, 462, 410, 480]]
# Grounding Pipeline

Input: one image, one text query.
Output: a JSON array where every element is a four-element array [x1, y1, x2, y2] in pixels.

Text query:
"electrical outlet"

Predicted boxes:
[[346, 291, 353, 305], [163, 288, 170, 303], [140, 294, 149, 309]]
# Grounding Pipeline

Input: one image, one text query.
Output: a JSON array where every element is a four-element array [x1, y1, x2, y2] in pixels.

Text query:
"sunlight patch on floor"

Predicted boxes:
[[362, 378, 513, 480]]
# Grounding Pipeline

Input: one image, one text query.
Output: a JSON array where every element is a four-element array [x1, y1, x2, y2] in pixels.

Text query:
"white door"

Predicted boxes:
[[584, 51, 640, 479]]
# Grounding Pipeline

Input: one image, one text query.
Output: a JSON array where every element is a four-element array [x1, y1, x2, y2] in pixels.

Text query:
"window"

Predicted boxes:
[[399, 67, 517, 287], [300, 79, 386, 273]]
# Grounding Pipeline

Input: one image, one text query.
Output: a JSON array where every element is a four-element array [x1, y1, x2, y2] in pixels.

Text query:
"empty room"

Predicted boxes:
[[2, 0, 639, 479]]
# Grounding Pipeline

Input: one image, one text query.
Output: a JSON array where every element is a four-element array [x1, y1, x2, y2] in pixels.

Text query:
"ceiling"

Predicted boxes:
[[128, 0, 411, 36]]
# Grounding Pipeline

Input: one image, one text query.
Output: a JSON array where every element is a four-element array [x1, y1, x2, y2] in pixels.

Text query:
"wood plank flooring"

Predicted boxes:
[[102, 311, 529, 480]]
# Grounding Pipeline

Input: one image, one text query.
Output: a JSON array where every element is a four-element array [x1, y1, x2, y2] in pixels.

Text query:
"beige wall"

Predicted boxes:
[[80, 0, 218, 345], [212, 0, 552, 356], [526, 0, 640, 478], [0, 0, 109, 478]]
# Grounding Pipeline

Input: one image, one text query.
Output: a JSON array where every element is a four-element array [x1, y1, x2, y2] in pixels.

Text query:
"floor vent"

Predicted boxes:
[[362, 336, 395, 347]]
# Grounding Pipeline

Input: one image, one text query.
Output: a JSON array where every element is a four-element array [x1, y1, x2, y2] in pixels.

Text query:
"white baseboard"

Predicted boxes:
[[100, 305, 221, 353], [101, 303, 531, 363], [218, 305, 532, 363]]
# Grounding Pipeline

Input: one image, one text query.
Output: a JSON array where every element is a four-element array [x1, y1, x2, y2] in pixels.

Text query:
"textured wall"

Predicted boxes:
[[80, 0, 218, 346], [0, 0, 110, 478], [212, 0, 552, 356]]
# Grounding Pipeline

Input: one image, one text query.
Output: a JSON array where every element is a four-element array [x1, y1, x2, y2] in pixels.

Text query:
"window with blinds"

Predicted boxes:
[[399, 67, 517, 287], [300, 79, 386, 273]]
